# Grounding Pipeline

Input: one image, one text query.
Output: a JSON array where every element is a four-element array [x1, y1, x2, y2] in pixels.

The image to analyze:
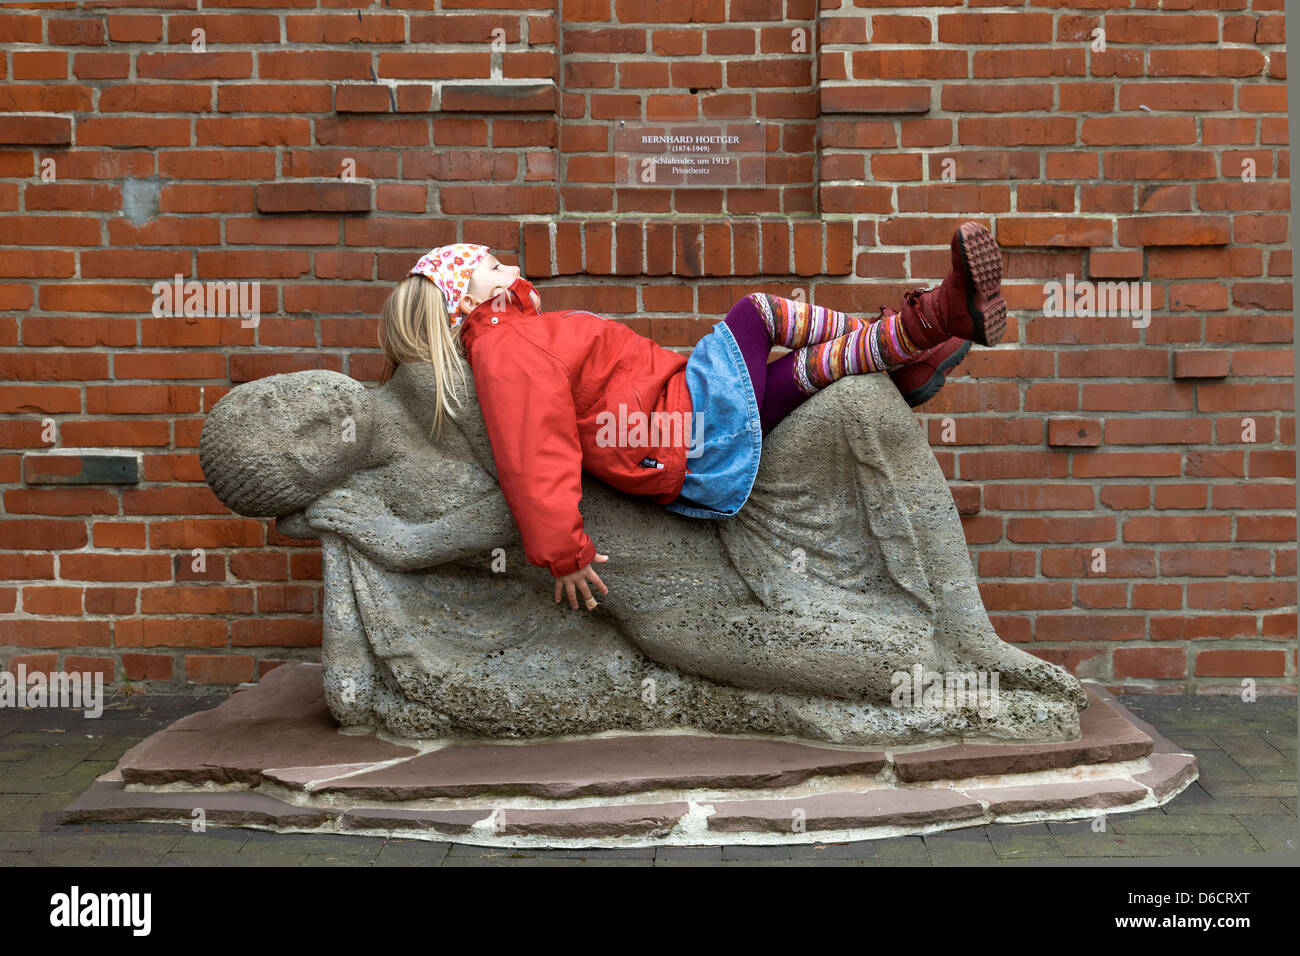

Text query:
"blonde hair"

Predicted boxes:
[[378, 275, 470, 438]]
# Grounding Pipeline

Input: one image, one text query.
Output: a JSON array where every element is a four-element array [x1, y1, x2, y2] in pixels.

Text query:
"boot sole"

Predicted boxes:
[[956, 222, 1006, 347], [900, 340, 972, 408]]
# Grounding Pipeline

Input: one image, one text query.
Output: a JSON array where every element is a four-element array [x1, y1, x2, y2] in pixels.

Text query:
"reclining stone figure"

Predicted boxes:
[[198, 361, 1088, 745]]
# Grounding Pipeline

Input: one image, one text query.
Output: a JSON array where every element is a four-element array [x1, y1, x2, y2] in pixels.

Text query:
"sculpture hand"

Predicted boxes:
[[306, 488, 381, 536], [305, 489, 417, 567], [554, 554, 609, 610]]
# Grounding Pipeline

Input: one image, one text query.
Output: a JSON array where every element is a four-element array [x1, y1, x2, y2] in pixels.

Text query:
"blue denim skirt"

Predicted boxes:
[[662, 320, 762, 519]]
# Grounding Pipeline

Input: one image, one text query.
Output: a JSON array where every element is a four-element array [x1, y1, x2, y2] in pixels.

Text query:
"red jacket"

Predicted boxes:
[[458, 276, 694, 578]]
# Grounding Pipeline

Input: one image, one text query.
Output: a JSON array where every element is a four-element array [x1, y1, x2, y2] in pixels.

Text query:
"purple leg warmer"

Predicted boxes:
[[722, 297, 814, 436]]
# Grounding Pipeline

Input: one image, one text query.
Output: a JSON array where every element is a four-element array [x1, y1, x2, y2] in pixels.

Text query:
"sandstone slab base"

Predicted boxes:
[[63, 664, 1199, 848]]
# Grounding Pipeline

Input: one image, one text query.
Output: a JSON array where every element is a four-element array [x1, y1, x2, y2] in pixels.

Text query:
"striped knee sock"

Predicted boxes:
[[792, 307, 926, 395], [747, 292, 866, 348]]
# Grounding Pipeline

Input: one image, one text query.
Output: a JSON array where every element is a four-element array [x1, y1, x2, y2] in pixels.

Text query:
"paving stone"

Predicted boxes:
[[790, 837, 929, 861], [225, 852, 316, 866], [444, 843, 516, 858], [156, 855, 255, 867], [86, 736, 144, 763], [300, 852, 382, 866], [1233, 815, 1300, 852], [984, 821, 1052, 842], [446, 856, 576, 867], [372, 845, 453, 866], [923, 835, 1000, 864], [721, 843, 792, 861], [1046, 818, 1106, 836], [1186, 749, 1251, 783], [1107, 812, 1248, 836], [654, 845, 723, 861], [1052, 833, 1199, 858], [653, 859, 746, 867], [92, 850, 171, 866], [991, 836, 1064, 861], [1243, 763, 1296, 783], [170, 832, 250, 853], [579, 858, 654, 867], [5, 832, 125, 853], [1208, 733, 1291, 765], [1188, 833, 1266, 855], [1165, 796, 1291, 816], [505, 845, 656, 860]]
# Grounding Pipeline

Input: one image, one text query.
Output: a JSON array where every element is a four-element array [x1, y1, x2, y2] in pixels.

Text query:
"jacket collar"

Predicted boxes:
[[459, 276, 541, 354]]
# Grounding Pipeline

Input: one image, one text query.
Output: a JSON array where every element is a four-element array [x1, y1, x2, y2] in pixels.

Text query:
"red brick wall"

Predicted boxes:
[[0, 1, 1294, 695]]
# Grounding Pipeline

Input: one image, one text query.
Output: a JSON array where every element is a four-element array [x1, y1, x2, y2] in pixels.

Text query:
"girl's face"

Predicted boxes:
[[460, 253, 521, 317]]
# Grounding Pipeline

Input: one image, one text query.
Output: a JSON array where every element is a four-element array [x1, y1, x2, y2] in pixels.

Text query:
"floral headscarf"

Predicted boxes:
[[408, 243, 490, 330]]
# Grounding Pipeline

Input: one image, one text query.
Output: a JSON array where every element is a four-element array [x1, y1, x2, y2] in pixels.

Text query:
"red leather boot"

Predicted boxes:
[[896, 222, 1007, 349], [889, 337, 972, 408]]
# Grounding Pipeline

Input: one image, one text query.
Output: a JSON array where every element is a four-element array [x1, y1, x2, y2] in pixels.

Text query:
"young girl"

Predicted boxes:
[[378, 223, 1006, 612]]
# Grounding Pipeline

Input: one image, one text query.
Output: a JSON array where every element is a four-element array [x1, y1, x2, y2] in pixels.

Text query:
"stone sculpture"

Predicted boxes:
[[198, 361, 1088, 745]]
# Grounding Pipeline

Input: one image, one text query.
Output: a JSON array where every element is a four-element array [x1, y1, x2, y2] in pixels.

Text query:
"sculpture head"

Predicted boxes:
[[199, 370, 375, 517]]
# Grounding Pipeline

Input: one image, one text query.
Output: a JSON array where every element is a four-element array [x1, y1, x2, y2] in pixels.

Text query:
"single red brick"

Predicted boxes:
[[1188, 581, 1293, 610], [1131, 583, 1184, 610], [979, 550, 1037, 576], [92, 521, 148, 549], [1173, 350, 1231, 379], [982, 484, 1095, 511], [114, 619, 227, 648], [1074, 452, 1182, 478], [63, 655, 114, 680], [1100, 485, 1151, 510], [1195, 649, 1286, 677], [1124, 516, 1232, 542], [84, 587, 137, 615], [122, 653, 173, 681], [21, 586, 83, 615], [1076, 582, 1127, 608], [1035, 615, 1145, 641], [1114, 647, 1187, 679], [1237, 515, 1297, 541], [949, 484, 981, 515], [1151, 615, 1257, 641], [1262, 613, 1296, 639], [1048, 417, 1101, 447], [978, 581, 1072, 611], [1154, 484, 1208, 509], [4, 653, 59, 677]]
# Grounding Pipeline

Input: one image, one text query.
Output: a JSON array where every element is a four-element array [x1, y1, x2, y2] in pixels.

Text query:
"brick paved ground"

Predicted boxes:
[[1, 691, 1294, 866]]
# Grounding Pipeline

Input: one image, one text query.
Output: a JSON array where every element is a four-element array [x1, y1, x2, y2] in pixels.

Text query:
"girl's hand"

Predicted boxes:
[[554, 554, 609, 609]]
